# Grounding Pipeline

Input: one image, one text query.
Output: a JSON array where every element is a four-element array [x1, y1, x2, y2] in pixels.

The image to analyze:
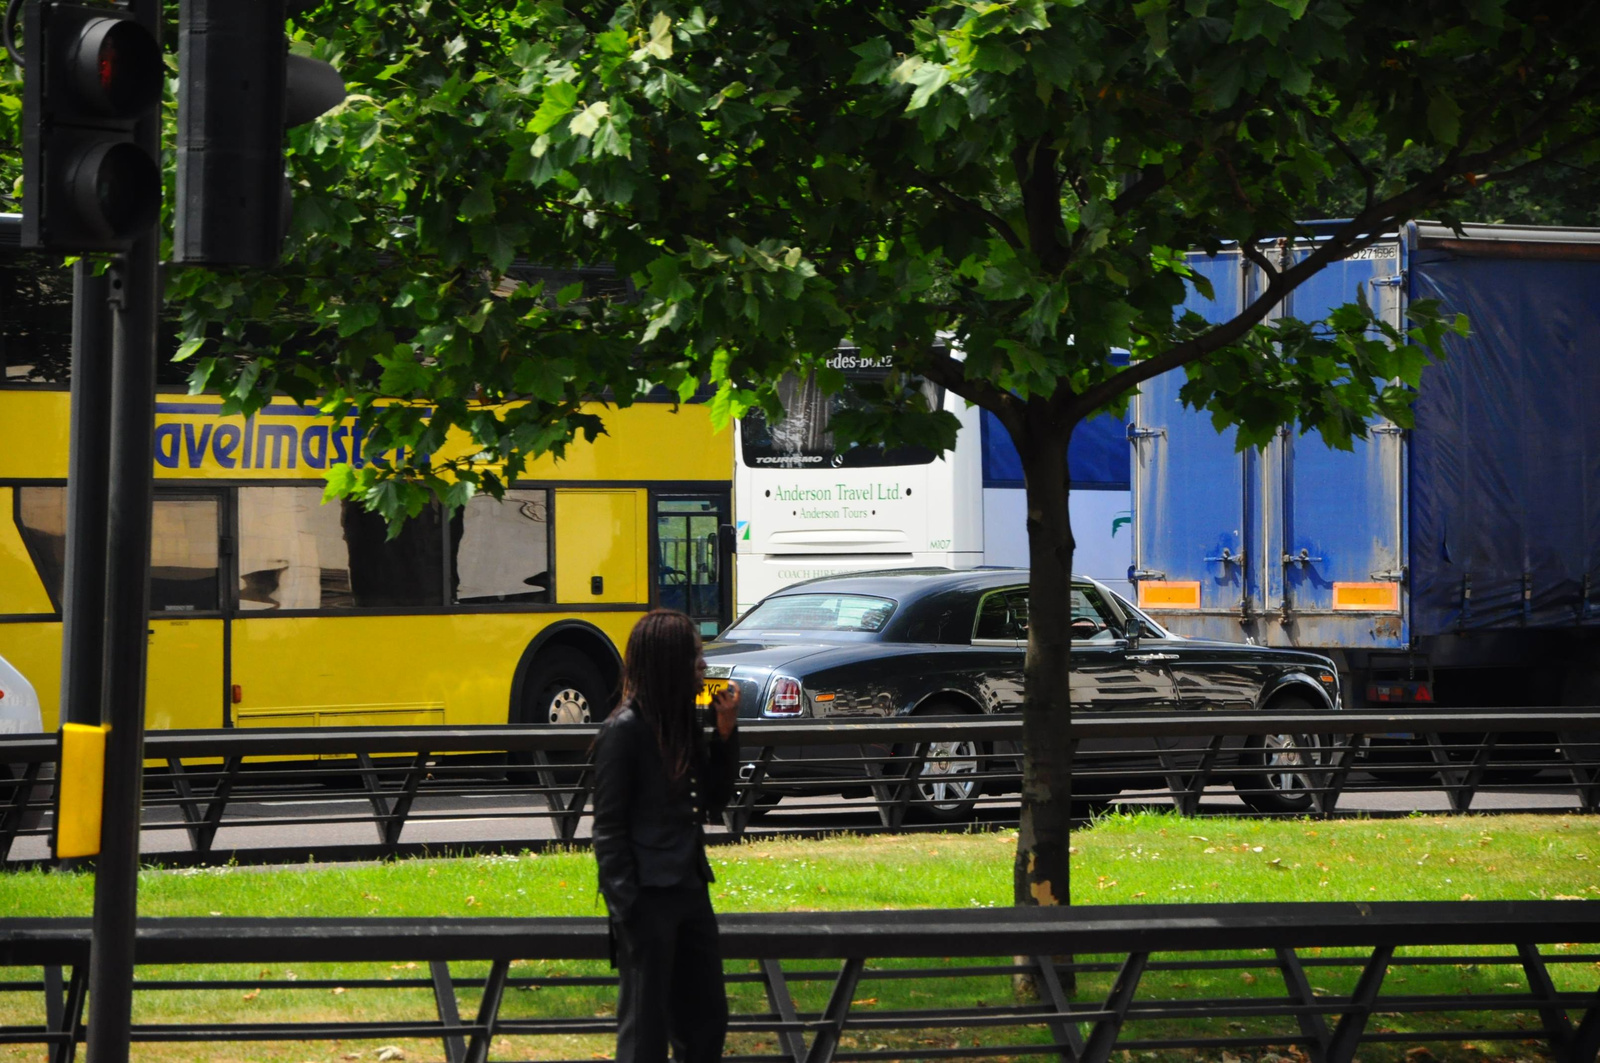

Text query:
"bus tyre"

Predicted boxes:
[[526, 648, 607, 726], [509, 647, 609, 787]]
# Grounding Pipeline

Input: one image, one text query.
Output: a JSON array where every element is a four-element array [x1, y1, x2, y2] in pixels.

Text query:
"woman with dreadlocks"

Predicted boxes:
[[593, 609, 742, 1062]]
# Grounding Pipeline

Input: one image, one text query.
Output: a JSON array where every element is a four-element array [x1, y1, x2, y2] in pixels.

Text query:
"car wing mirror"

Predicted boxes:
[[1124, 616, 1143, 650]]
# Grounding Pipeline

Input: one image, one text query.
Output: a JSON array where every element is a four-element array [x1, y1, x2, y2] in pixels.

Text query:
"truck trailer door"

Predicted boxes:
[[1256, 242, 1408, 649], [1131, 250, 1262, 642]]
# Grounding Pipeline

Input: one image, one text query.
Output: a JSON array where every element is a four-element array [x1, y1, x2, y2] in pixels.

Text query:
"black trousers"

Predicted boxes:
[[613, 882, 728, 1063]]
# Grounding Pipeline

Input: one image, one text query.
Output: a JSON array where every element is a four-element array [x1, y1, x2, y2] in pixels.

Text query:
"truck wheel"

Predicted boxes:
[[1233, 694, 1327, 814]]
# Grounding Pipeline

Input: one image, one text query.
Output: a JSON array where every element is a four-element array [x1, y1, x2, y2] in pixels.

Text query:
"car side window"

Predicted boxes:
[[1070, 585, 1121, 642], [973, 589, 1028, 642]]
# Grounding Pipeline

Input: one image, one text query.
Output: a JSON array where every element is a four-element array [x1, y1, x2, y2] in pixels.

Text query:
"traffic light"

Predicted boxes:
[[173, 0, 345, 266], [20, 2, 164, 252]]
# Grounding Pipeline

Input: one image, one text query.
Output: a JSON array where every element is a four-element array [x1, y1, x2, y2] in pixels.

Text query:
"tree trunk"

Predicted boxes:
[[1013, 414, 1076, 909]]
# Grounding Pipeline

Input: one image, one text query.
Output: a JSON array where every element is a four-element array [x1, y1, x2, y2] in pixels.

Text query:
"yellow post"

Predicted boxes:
[[55, 723, 108, 859]]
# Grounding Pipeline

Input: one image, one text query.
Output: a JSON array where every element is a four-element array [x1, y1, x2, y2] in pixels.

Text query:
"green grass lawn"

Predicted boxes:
[[3, 811, 1597, 1062]]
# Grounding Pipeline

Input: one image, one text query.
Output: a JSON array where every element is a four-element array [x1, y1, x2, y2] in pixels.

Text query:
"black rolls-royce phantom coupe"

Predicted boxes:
[[703, 569, 1342, 821]]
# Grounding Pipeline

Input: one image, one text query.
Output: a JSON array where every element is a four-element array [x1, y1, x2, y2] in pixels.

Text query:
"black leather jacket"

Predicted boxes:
[[592, 703, 739, 921]]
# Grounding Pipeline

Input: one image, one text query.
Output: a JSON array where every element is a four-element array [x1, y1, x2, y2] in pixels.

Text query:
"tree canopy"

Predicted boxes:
[[3, 0, 1598, 906]]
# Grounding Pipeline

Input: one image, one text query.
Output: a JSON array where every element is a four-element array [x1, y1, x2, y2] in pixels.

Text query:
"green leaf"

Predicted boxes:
[[527, 81, 579, 136], [569, 101, 610, 139], [336, 303, 381, 338], [1427, 93, 1463, 146], [378, 347, 431, 394], [849, 38, 897, 85], [642, 13, 673, 60], [591, 115, 632, 158], [459, 182, 495, 220]]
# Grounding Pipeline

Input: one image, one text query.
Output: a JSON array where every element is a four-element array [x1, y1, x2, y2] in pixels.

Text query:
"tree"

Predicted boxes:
[[8, 0, 1599, 906]]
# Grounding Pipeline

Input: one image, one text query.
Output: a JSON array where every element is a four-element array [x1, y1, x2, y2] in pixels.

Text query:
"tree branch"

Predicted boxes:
[[1012, 139, 1068, 272], [915, 173, 1024, 253], [918, 346, 1024, 438], [1063, 74, 1600, 422], [1293, 99, 1378, 213]]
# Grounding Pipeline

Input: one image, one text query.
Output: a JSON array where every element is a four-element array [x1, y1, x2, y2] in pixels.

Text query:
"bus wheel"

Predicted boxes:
[[511, 647, 608, 787], [526, 648, 607, 726]]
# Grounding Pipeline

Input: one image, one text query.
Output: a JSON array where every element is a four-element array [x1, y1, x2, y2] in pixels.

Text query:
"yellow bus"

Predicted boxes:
[[0, 387, 732, 732]]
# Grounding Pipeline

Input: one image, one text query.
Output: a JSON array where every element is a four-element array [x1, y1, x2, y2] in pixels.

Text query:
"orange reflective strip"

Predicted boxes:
[[1137, 581, 1201, 610]]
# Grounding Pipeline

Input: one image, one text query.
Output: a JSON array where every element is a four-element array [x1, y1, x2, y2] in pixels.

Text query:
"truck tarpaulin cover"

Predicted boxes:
[[1409, 251, 1600, 636], [980, 409, 1130, 490]]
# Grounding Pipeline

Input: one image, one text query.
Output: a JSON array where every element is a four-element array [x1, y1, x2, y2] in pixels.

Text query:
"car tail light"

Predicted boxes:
[[765, 676, 803, 716]]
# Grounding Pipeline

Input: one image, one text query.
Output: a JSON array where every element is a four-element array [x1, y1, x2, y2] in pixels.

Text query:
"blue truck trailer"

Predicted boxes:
[[1130, 222, 1600, 711]]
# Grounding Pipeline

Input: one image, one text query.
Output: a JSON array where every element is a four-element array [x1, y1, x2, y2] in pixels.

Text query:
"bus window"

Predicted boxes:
[[16, 487, 222, 614], [150, 496, 220, 613], [739, 360, 944, 469], [15, 487, 66, 609], [238, 486, 444, 610], [450, 490, 551, 605]]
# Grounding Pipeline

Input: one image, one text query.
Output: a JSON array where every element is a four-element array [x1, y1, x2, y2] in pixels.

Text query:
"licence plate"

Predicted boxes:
[[699, 679, 729, 705]]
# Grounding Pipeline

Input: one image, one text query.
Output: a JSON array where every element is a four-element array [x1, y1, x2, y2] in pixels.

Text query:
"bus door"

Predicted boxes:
[[655, 494, 733, 637], [146, 490, 228, 729]]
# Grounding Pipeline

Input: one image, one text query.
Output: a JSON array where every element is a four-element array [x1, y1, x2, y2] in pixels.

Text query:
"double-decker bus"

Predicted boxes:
[[0, 387, 733, 731], [733, 351, 1132, 613]]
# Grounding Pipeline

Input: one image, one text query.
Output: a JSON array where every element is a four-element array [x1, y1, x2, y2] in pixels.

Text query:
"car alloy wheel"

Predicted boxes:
[[915, 739, 981, 811], [1234, 731, 1324, 814], [546, 687, 591, 725], [1261, 733, 1315, 796]]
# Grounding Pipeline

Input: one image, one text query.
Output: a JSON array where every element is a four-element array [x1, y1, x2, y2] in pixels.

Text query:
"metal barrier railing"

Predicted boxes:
[[4, 902, 1600, 1063], [4, 709, 1600, 865]]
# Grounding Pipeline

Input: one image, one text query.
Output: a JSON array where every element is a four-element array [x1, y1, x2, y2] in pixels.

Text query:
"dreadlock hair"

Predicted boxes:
[[618, 609, 702, 780]]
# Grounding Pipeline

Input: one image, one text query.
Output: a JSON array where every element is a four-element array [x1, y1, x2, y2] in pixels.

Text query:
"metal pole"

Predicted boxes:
[[60, 261, 113, 729], [84, 0, 162, 1056]]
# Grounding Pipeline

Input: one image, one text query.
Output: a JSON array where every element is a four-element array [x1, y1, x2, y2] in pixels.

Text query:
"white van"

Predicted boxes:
[[0, 653, 43, 736], [1, 653, 47, 835]]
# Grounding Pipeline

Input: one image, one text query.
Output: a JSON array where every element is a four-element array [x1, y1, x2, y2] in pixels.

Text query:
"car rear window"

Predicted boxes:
[[732, 594, 897, 634]]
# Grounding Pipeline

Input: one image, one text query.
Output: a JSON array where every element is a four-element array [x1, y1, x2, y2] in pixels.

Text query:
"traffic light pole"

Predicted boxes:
[[60, 261, 113, 732], [84, 0, 162, 1056]]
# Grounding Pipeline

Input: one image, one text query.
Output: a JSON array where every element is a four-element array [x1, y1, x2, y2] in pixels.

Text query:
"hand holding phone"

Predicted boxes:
[[711, 684, 740, 739]]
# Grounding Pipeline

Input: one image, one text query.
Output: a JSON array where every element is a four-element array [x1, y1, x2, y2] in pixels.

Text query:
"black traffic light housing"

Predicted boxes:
[[21, 2, 164, 251], [173, 0, 345, 266]]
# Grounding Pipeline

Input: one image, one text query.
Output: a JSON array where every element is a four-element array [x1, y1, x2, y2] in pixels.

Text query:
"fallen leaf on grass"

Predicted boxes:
[[331, 986, 346, 995], [1461, 893, 1477, 900], [390, 962, 419, 971], [375, 1048, 404, 1062], [1405, 1048, 1435, 1061], [851, 998, 879, 1006], [241, 989, 260, 1001], [1240, 973, 1256, 985]]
